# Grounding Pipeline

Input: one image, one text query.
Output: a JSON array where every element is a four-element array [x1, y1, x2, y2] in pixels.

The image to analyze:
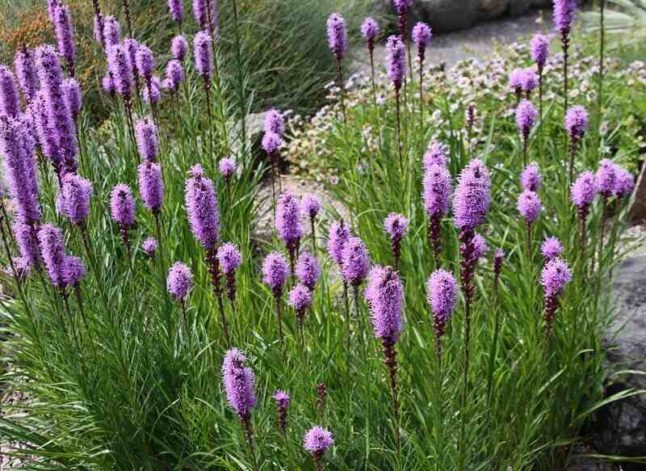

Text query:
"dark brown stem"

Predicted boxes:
[[395, 88, 403, 171], [122, 0, 133, 37], [335, 58, 346, 125]]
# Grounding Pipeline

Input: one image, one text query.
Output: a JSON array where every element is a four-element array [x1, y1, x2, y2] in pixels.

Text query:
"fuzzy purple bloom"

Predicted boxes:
[[326, 13, 347, 60], [192, 0, 217, 33], [273, 390, 290, 434], [412, 22, 432, 62], [14, 49, 39, 103], [614, 167, 635, 198], [135, 45, 155, 82], [218, 157, 236, 179], [521, 163, 542, 192], [516, 99, 538, 141], [217, 242, 242, 274], [565, 105, 588, 141], [517, 190, 542, 224], [423, 140, 448, 170], [553, 0, 577, 36], [303, 426, 334, 455], [509, 68, 524, 95], [102, 16, 121, 47], [142, 75, 161, 104], [262, 251, 289, 294], [341, 236, 370, 286], [110, 183, 135, 227], [361, 17, 379, 49], [164, 60, 185, 92], [571, 171, 597, 209], [384, 213, 408, 244], [427, 269, 458, 338], [261, 132, 282, 155], [63, 255, 85, 287], [123, 38, 139, 73], [59, 173, 92, 225], [472, 233, 488, 260], [222, 348, 257, 417], [541, 257, 572, 297], [142, 237, 158, 257], [365, 266, 404, 343], [185, 164, 219, 249], [289, 284, 313, 315], [171, 35, 189, 62], [135, 118, 158, 162], [62, 78, 82, 119], [193, 31, 213, 79], [301, 193, 321, 219], [168, 0, 184, 23], [30, 92, 59, 164], [167, 262, 193, 301], [453, 159, 491, 231], [296, 251, 320, 291], [423, 164, 451, 218], [386, 35, 407, 91], [520, 68, 538, 93], [264, 108, 285, 136], [101, 73, 115, 94], [531, 34, 550, 70], [38, 224, 66, 288], [596, 159, 618, 198], [137, 162, 164, 213], [52, 5, 75, 70], [541, 236, 564, 260], [107, 44, 134, 98], [327, 220, 350, 266], [276, 192, 303, 247], [13, 221, 39, 269], [0, 66, 20, 118]]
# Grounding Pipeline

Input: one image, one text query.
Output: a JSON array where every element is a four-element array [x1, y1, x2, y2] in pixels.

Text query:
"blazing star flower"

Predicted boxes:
[[185, 164, 219, 249], [264, 108, 285, 136], [614, 167, 635, 198], [59, 173, 92, 226], [38, 224, 66, 288], [427, 269, 458, 339], [142, 237, 158, 257], [596, 159, 618, 198], [296, 251, 320, 291], [222, 348, 256, 417], [171, 35, 189, 61], [13, 221, 39, 269], [164, 59, 185, 92], [14, 48, 39, 103], [521, 163, 542, 192], [102, 16, 121, 47], [393, 0, 413, 14], [553, 0, 577, 36], [541, 256, 572, 336], [110, 183, 136, 227], [262, 251, 289, 295], [30, 92, 60, 166], [520, 68, 538, 93], [565, 105, 588, 142], [327, 220, 350, 267], [384, 213, 408, 244], [301, 193, 320, 220], [453, 159, 491, 231], [137, 162, 164, 214], [218, 157, 236, 179], [142, 76, 161, 104], [63, 255, 85, 287], [101, 73, 115, 94], [412, 22, 432, 63], [571, 171, 597, 220], [509, 68, 525, 96], [341, 236, 370, 287], [531, 34, 549, 70], [516, 99, 537, 141], [135, 119, 158, 162], [423, 140, 448, 170], [193, 31, 213, 79], [326, 13, 347, 60], [192, 0, 218, 33], [63, 78, 82, 119], [168, 0, 183, 24], [386, 35, 407, 92], [135, 44, 155, 83], [472, 233, 488, 260], [106, 44, 133, 98], [0, 66, 20, 118], [541, 236, 564, 260], [276, 192, 303, 260], [261, 132, 282, 156], [167, 261, 193, 301], [361, 17, 379, 51], [289, 284, 312, 318], [365, 265, 404, 343], [52, 4, 75, 73], [303, 426, 334, 457], [217, 242, 241, 274], [273, 390, 290, 435], [517, 190, 541, 225]]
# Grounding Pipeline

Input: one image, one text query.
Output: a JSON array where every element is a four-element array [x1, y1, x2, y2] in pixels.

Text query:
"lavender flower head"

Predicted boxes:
[[509, 68, 524, 95], [102, 16, 121, 47], [261, 132, 283, 156], [262, 252, 289, 294], [517, 190, 542, 224], [217, 242, 242, 274], [168, 0, 184, 23], [296, 251, 320, 291], [384, 213, 408, 244], [63, 255, 85, 287], [393, 0, 413, 14], [472, 233, 488, 260], [63, 78, 82, 119], [596, 159, 618, 198], [135, 118, 159, 162], [14, 48, 39, 103], [164, 60, 185, 92], [327, 220, 350, 266], [423, 140, 448, 170], [423, 164, 452, 218], [222, 348, 257, 417], [427, 269, 458, 335], [276, 192, 303, 247], [110, 183, 135, 227], [565, 105, 588, 141], [531, 34, 549, 70], [326, 13, 347, 60], [13, 221, 39, 269], [516, 99, 537, 140], [303, 426, 334, 455], [521, 163, 542, 192], [386, 35, 407, 91], [571, 171, 597, 209], [453, 159, 491, 231], [541, 236, 563, 260], [193, 31, 213, 79], [59, 173, 92, 225], [412, 22, 432, 62], [192, 0, 217, 32], [38, 224, 66, 287], [218, 157, 236, 179], [553, 0, 577, 36], [264, 108, 285, 136], [142, 76, 161, 104], [541, 257, 572, 297], [123, 39, 140, 75], [135, 44, 155, 82], [185, 164, 219, 249], [142, 237, 158, 257], [53, 4, 75, 70], [137, 162, 164, 213], [614, 167, 635, 198], [171, 35, 189, 61], [341, 236, 371, 286], [107, 44, 133, 98], [520, 68, 538, 93], [289, 284, 313, 316], [365, 266, 404, 343], [102, 73, 115, 94], [301, 193, 321, 219], [0, 66, 20, 117], [273, 390, 290, 407], [167, 262, 193, 301], [361, 17, 379, 50]]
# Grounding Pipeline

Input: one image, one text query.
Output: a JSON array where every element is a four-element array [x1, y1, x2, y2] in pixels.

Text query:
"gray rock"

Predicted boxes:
[[411, 0, 480, 33]]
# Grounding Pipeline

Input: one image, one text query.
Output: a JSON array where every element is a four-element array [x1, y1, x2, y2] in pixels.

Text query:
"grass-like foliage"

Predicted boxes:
[[0, 0, 645, 470]]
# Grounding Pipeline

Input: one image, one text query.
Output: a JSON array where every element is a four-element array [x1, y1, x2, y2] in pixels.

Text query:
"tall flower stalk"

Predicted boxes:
[[194, 31, 215, 161], [383, 213, 408, 271], [262, 252, 289, 348], [553, 0, 577, 124], [422, 143, 451, 266], [516, 99, 537, 167], [426, 269, 457, 360], [530, 34, 549, 137], [571, 171, 597, 248], [541, 258, 572, 338], [386, 35, 407, 170], [565, 105, 589, 184], [223, 348, 257, 459], [361, 17, 382, 151], [412, 22, 431, 131], [326, 13, 348, 124], [303, 426, 334, 471], [301, 193, 320, 252]]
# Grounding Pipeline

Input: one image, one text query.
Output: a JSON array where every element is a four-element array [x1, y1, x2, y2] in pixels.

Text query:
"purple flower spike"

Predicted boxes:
[[13, 221, 40, 269], [531, 34, 549, 70], [14, 48, 39, 103], [596, 159, 618, 198], [303, 426, 334, 461], [517, 190, 542, 225], [273, 390, 290, 435], [276, 192, 303, 265], [393, 0, 413, 15], [222, 348, 256, 418], [107, 44, 133, 98], [143, 76, 161, 104], [101, 73, 115, 94], [565, 105, 588, 142], [326, 13, 347, 60], [185, 164, 219, 249], [362, 17, 380, 52], [521, 163, 542, 192], [110, 183, 135, 245], [261, 132, 282, 156], [509, 68, 524, 97], [0, 66, 20, 118], [167, 262, 193, 301], [423, 140, 448, 170], [135, 118, 159, 162], [217, 242, 241, 274], [412, 22, 432, 63], [63, 78, 82, 120], [365, 266, 404, 343], [427, 269, 458, 343], [386, 35, 407, 92], [520, 68, 538, 94], [38, 224, 66, 288], [59, 173, 92, 226], [142, 237, 158, 257], [289, 283, 313, 321], [301, 193, 321, 220], [192, 0, 217, 33], [164, 60, 185, 92], [614, 167, 635, 198], [193, 31, 213, 79], [168, 0, 184, 24], [571, 171, 597, 222], [516, 99, 537, 141], [63, 255, 85, 287], [553, 0, 577, 36], [138, 162, 164, 214], [218, 157, 236, 180], [341, 236, 370, 287], [171, 35, 189, 62], [384, 213, 408, 244], [102, 16, 121, 47], [423, 164, 451, 217], [296, 251, 320, 291], [541, 236, 564, 260], [453, 159, 491, 231], [472, 233, 488, 260], [53, 4, 76, 74], [136, 45, 155, 83], [541, 257, 572, 336], [264, 108, 285, 136], [262, 251, 289, 295], [327, 220, 350, 267]]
